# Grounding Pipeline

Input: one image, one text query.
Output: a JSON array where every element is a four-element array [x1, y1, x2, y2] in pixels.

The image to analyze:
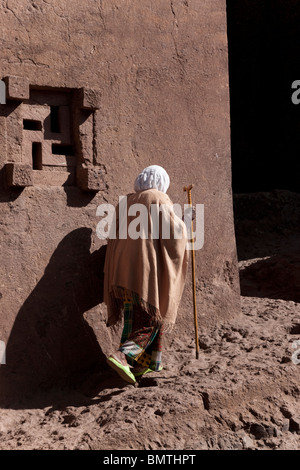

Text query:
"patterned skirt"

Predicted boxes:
[[118, 291, 164, 371]]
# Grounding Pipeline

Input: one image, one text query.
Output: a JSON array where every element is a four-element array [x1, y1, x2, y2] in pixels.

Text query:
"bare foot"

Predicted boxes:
[[110, 351, 128, 367]]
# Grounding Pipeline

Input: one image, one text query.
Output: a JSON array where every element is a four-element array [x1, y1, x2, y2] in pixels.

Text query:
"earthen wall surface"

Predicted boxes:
[[0, 0, 240, 402]]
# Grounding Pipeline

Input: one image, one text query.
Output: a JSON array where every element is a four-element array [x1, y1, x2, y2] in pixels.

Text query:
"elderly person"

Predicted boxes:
[[104, 165, 188, 384]]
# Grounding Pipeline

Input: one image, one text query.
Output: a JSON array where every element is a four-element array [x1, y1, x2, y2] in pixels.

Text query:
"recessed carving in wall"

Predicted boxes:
[[0, 76, 106, 192]]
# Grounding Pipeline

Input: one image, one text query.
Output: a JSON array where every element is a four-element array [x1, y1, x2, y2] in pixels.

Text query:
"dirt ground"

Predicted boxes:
[[0, 190, 299, 451]]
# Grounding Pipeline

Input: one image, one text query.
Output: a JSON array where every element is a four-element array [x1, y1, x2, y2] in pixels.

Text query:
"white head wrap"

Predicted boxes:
[[134, 165, 170, 193]]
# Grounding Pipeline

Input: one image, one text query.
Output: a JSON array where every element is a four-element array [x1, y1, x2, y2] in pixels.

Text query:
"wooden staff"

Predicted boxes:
[[184, 184, 199, 359]]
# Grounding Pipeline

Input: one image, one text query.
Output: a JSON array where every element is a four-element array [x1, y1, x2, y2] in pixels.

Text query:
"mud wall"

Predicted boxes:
[[0, 0, 240, 402]]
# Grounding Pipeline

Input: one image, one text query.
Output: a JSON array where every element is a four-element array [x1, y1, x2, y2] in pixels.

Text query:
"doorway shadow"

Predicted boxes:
[[0, 227, 117, 409], [227, 0, 300, 193], [240, 254, 300, 302], [234, 191, 300, 302]]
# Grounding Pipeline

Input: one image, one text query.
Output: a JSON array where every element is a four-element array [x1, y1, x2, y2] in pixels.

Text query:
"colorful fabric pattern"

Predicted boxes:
[[119, 291, 163, 371]]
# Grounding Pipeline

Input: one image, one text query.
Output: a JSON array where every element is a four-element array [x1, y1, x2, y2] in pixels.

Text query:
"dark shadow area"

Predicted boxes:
[[64, 186, 96, 208], [227, 0, 300, 193], [240, 254, 300, 302], [0, 101, 21, 118], [227, 2, 300, 302], [0, 166, 25, 202], [234, 190, 300, 301], [0, 228, 116, 409], [40, 388, 128, 415], [233, 190, 300, 261]]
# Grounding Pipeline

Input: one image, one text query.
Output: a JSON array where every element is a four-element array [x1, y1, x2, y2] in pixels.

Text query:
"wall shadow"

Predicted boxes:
[[64, 186, 97, 208], [0, 167, 25, 202], [0, 228, 111, 409]]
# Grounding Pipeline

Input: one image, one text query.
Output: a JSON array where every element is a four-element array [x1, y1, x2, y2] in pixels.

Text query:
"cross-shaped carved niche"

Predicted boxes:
[[23, 91, 75, 183], [1, 76, 106, 192]]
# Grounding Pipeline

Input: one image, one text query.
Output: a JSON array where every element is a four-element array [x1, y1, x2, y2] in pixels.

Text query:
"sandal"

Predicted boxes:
[[106, 356, 136, 384]]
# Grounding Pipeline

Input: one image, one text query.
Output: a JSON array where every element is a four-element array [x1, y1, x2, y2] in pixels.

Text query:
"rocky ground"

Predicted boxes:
[[0, 190, 299, 451]]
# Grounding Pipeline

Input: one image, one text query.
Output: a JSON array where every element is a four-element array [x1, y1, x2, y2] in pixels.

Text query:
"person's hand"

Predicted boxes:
[[191, 205, 196, 221], [182, 205, 196, 223]]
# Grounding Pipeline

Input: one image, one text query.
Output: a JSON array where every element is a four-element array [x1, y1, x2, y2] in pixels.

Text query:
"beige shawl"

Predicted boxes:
[[103, 188, 189, 328]]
